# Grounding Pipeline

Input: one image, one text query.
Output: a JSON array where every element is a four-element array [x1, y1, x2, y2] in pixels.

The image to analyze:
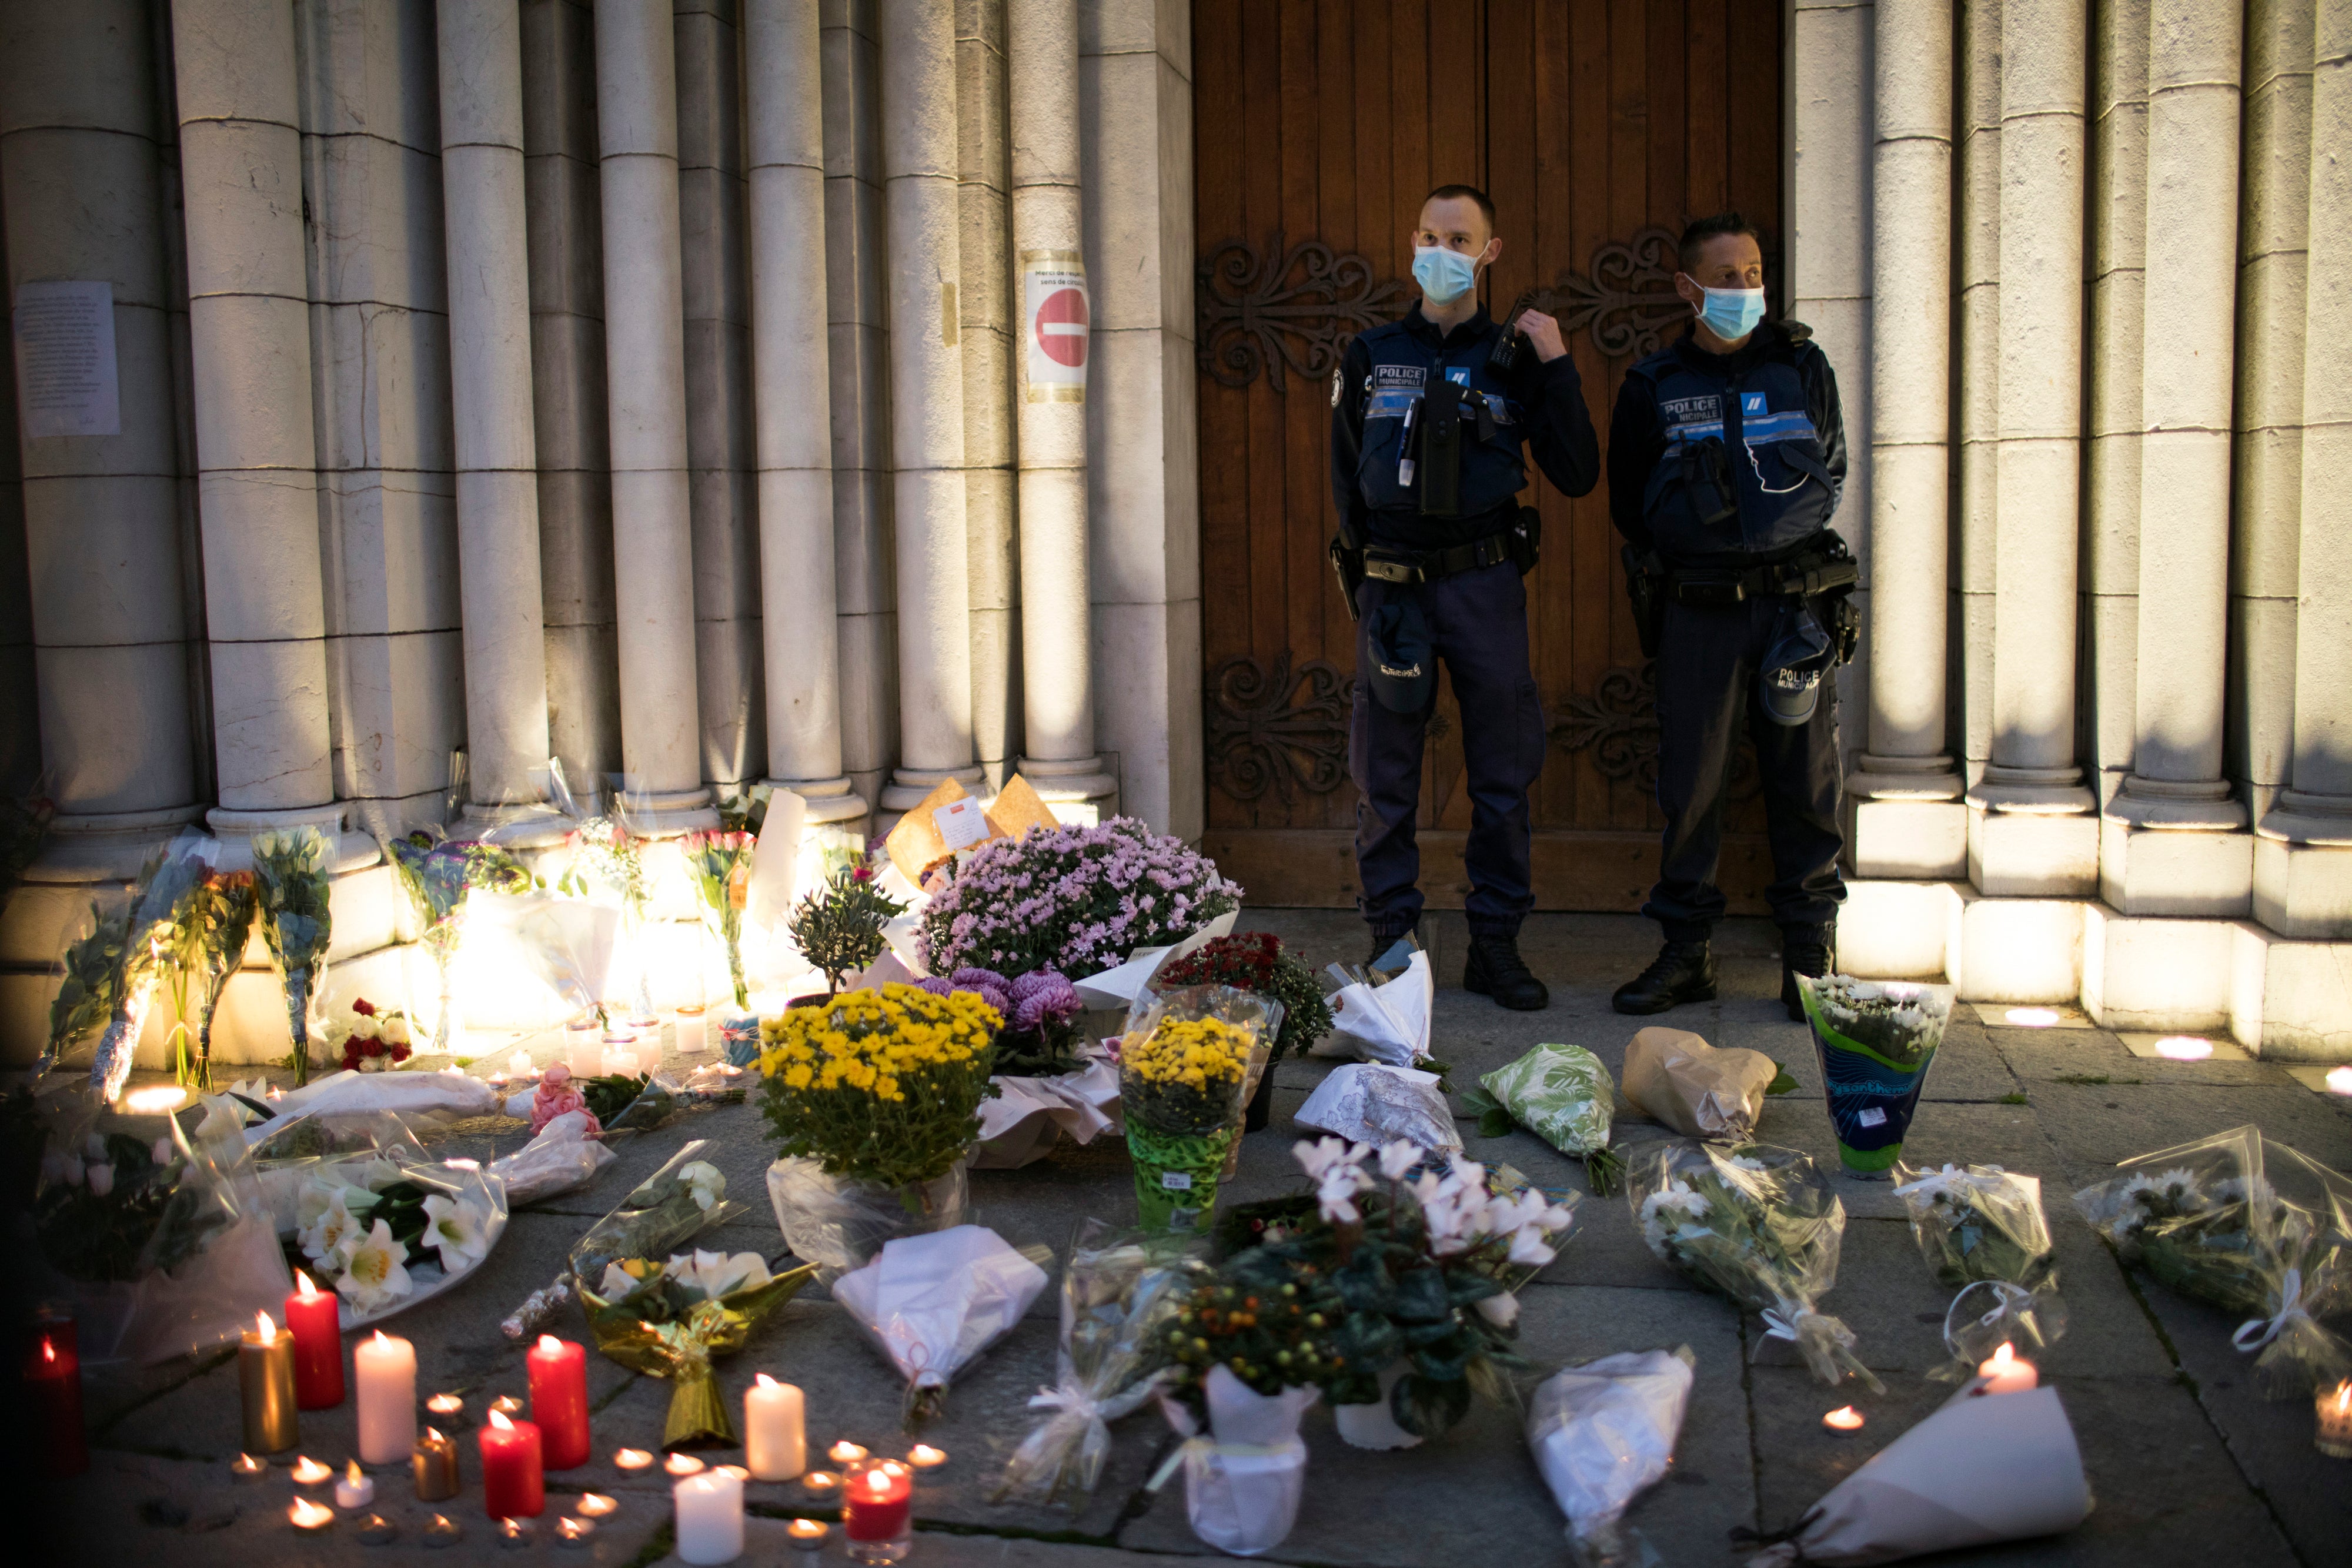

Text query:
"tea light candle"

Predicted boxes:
[[576, 1493, 619, 1518], [285, 1271, 345, 1410], [554, 1516, 596, 1549], [415, 1427, 460, 1501], [527, 1336, 592, 1470], [1976, 1342, 2037, 1395], [490, 1394, 525, 1418], [355, 1331, 417, 1465], [674, 1469, 745, 1566], [479, 1408, 546, 1519], [828, 1440, 868, 1466], [2327, 1065, 2352, 1096], [422, 1514, 463, 1547], [613, 1447, 656, 1473], [906, 1443, 947, 1470], [2318, 1380, 2352, 1459], [496, 1516, 535, 1549], [426, 1392, 467, 1430], [292, 1455, 336, 1486], [600, 1041, 638, 1078], [842, 1459, 913, 1552], [800, 1470, 840, 1498], [745, 1374, 806, 1480], [239, 1310, 300, 1453], [289, 1496, 335, 1532], [510, 1049, 535, 1078], [231, 1453, 269, 1482], [786, 1517, 830, 1552], [666, 1452, 706, 1477], [1821, 1405, 1865, 1434], [356, 1513, 399, 1544], [336, 1459, 376, 1509], [675, 1005, 707, 1053], [28, 1324, 88, 1479]]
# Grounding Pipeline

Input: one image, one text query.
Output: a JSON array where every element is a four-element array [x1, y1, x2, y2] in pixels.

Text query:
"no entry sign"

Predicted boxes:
[[1021, 252, 1088, 402]]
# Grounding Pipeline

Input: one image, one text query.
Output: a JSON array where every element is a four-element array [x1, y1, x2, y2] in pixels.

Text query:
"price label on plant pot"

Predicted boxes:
[[1160, 1172, 1193, 1190]]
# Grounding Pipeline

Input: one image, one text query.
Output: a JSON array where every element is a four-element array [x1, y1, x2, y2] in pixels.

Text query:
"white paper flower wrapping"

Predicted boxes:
[[1528, 1348, 1694, 1557], [1293, 1064, 1460, 1154], [830, 1225, 1050, 1415], [1155, 1365, 1319, 1558], [971, 1047, 1124, 1169], [1314, 951, 1432, 1066]]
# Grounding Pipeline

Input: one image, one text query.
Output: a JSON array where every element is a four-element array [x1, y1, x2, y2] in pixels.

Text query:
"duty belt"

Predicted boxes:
[[1666, 552, 1859, 607], [1361, 530, 1519, 586]]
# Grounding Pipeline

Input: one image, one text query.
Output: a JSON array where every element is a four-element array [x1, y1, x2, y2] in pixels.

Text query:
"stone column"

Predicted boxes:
[[2107, 0, 2251, 913], [594, 0, 710, 825], [960, 0, 1020, 794], [1010, 0, 1115, 819], [2257, 0, 2352, 938], [0, 218, 31, 791], [439, 0, 554, 814], [1956, 0, 1999, 793], [745, 0, 864, 833], [173, 0, 364, 863], [879, 0, 981, 814], [1966, 0, 2097, 895], [1852, 0, 1963, 879], [2, 0, 202, 875], [1079, 0, 1199, 835]]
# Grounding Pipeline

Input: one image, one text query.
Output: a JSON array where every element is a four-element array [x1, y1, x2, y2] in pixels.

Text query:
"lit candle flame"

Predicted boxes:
[[539, 1334, 563, 1353], [867, 1470, 892, 1496], [372, 1329, 392, 1347], [296, 1270, 318, 1300], [787, 1519, 827, 1540], [577, 1495, 618, 1518], [288, 1497, 334, 1529], [125, 1085, 189, 1113], [664, 1452, 704, 1477], [907, 1444, 946, 1468], [2326, 1066, 2352, 1096], [1989, 1342, 2016, 1372], [348, 1460, 365, 1484], [717, 1465, 750, 1482], [425, 1427, 445, 1444], [756, 1372, 777, 1389], [489, 1408, 514, 1432], [255, 1310, 278, 1342], [613, 1447, 654, 1470], [291, 1456, 333, 1485], [42, 1339, 55, 1364], [828, 1440, 867, 1465], [2335, 1382, 2351, 1415], [1822, 1405, 1865, 1432], [426, 1393, 463, 1415]]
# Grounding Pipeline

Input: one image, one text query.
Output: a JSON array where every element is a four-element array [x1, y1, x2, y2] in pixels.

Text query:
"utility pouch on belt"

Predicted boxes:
[[1330, 524, 1367, 623], [1511, 505, 1542, 575], [1622, 543, 1666, 659], [1416, 378, 1468, 518]]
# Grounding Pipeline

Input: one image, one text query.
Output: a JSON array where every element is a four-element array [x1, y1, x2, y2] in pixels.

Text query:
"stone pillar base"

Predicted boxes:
[[1016, 754, 1120, 825], [2230, 921, 2352, 1061], [767, 776, 871, 826], [457, 801, 575, 851], [2082, 904, 2235, 1033], [1965, 799, 2099, 898], [620, 787, 719, 837], [1850, 798, 1968, 879], [206, 804, 382, 872], [32, 805, 211, 882], [2097, 816, 2253, 918], [2254, 793, 2352, 940]]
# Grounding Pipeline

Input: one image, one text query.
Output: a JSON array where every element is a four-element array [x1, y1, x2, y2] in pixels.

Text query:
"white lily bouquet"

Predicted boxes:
[[2075, 1123, 2352, 1397], [580, 1247, 816, 1448], [1892, 1161, 2066, 1378], [831, 1223, 1052, 1426], [252, 1108, 506, 1326], [502, 1142, 741, 1343], [1629, 1140, 1880, 1390]]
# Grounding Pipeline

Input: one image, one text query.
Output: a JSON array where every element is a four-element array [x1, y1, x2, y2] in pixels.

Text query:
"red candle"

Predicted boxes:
[[26, 1322, 88, 1479], [478, 1409, 545, 1519], [526, 1335, 591, 1469], [285, 1271, 346, 1410], [842, 1459, 911, 1542]]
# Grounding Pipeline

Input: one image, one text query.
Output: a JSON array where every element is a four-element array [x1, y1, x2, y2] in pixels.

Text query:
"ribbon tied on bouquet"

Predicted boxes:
[[2232, 1266, 2310, 1353]]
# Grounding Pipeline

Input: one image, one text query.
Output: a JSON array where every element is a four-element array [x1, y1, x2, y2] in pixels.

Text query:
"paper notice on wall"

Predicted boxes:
[[1021, 251, 1088, 403], [12, 280, 119, 437]]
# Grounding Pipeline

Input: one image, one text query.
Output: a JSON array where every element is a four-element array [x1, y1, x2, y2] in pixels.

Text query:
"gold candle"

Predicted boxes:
[[414, 1426, 461, 1502], [239, 1310, 299, 1453]]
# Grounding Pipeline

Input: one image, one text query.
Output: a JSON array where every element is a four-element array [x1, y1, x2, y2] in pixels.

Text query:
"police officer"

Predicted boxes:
[[1329, 184, 1601, 1011], [1606, 212, 1857, 1021]]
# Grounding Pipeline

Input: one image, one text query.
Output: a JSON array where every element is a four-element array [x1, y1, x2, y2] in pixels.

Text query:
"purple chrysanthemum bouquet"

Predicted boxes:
[[915, 817, 1242, 983], [919, 968, 1086, 1077]]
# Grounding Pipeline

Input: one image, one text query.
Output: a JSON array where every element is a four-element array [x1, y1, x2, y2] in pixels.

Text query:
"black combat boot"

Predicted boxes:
[[1611, 940, 1717, 1015], [1464, 929, 1548, 1011], [1781, 924, 1836, 1022], [1367, 925, 1419, 970]]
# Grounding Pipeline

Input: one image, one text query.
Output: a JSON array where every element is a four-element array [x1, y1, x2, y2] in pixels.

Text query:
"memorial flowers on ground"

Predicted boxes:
[[252, 827, 335, 1087], [385, 830, 535, 1054], [682, 828, 759, 1008], [1119, 989, 1275, 1231], [579, 1245, 814, 1447]]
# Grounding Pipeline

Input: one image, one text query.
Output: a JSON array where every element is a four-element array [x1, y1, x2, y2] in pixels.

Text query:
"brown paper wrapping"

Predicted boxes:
[[883, 774, 1064, 884], [1620, 1027, 1778, 1141]]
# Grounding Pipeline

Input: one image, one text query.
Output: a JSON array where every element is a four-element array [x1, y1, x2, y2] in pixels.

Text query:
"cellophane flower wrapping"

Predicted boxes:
[[916, 817, 1241, 981], [567, 1142, 746, 1286], [1892, 1161, 2067, 1377], [2074, 1123, 2352, 1397], [831, 1223, 1052, 1425], [766, 1156, 970, 1284], [1796, 975, 1956, 1177], [1629, 1140, 1880, 1390], [1152, 932, 1334, 1068], [1119, 986, 1280, 1232], [681, 828, 759, 1008], [1293, 1064, 1461, 1156], [579, 1248, 816, 1447], [252, 827, 335, 1087], [1155, 1364, 1318, 1558], [1528, 1347, 1695, 1567], [251, 1107, 510, 1328], [12, 1087, 292, 1365], [994, 1219, 1206, 1506]]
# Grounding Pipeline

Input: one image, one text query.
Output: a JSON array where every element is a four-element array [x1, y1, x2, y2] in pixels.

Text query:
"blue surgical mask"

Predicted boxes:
[[1412, 245, 1479, 305], [1698, 285, 1766, 340]]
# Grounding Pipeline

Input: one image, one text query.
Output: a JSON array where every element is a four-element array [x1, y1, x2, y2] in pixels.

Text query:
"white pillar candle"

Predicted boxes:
[[674, 1006, 706, 1054], [672, 1468, 744, 1565], [744, 1374, 806, 1480], [354, 1332, 418, 1464]]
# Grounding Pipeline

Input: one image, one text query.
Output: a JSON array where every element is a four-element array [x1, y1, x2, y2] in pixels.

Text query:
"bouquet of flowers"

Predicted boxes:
[[920, 967, 1083, 1077], [43, 892, 135, 1076], [252, 827, 336, 1086], [917, 816, 1241, 980], [335, 998, 416, 1074], [6, 1087, 293, 1365], [490, 1144, 739, 1344], [682, 828, 758, 1008], [994, 1220, 1202, 1505], [386, 830, 535, 1054], [580, 1248, 816, 1447], [789, 860, 907, 996], [831, 1223, 1052, 1425], [559, 814, 653, 1014], [1528, 1348, 1695, 1566], [171, 868, 258, 1092], [759, 985, 999, 1275], [924, 967, 1110, 1169], [1172, 1139, 1575, 1446], [1894, 1161, 2067, 1377], [74, 850, 206, 1103], [1795, 975, 1956, 1176], [2075, 1124, 2352, 1397], [1629, 1139, 1880, 1390], [1120, 987, 1278, 1232], [1462, 1042, 1623, 1195], [1153, 932, 1331, 1068]]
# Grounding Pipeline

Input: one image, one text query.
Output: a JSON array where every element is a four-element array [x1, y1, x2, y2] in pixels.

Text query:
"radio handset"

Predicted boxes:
[[1486, 289, 1544, 376]]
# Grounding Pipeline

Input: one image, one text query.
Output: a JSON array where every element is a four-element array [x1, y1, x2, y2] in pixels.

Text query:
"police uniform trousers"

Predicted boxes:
[[1349, 561, 1546, 938], [1642, 592, 1845, 941]]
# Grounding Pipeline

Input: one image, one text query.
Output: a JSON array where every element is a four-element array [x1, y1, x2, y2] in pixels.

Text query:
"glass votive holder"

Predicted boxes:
[[2318, 1380, 2352, 1459], [841, 1457, 913, 1565]]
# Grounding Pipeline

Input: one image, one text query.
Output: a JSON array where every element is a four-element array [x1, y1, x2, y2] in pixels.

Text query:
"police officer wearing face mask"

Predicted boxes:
[[1606, 212, 1860, 1022], [1329, 184, 1601, 1011]]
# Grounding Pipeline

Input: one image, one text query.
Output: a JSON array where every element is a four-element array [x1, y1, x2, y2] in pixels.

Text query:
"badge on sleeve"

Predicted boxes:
[[1331, 367, 1344, 409]]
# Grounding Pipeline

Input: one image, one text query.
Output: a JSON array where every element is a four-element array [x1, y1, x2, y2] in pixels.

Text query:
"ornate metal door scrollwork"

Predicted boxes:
[[1205, 654, 1355, 803], [1549, 660, 1761, 800]]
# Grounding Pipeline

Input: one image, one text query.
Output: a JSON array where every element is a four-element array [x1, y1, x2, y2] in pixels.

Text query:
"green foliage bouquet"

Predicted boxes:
[[253, 828, 335, 1086], [787, 859, 907, 995]]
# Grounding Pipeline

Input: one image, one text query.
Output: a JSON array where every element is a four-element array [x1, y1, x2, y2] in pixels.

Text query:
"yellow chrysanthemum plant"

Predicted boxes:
[[757, 984, 1004, 1191], [1118, 984, 1281, 1232]]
